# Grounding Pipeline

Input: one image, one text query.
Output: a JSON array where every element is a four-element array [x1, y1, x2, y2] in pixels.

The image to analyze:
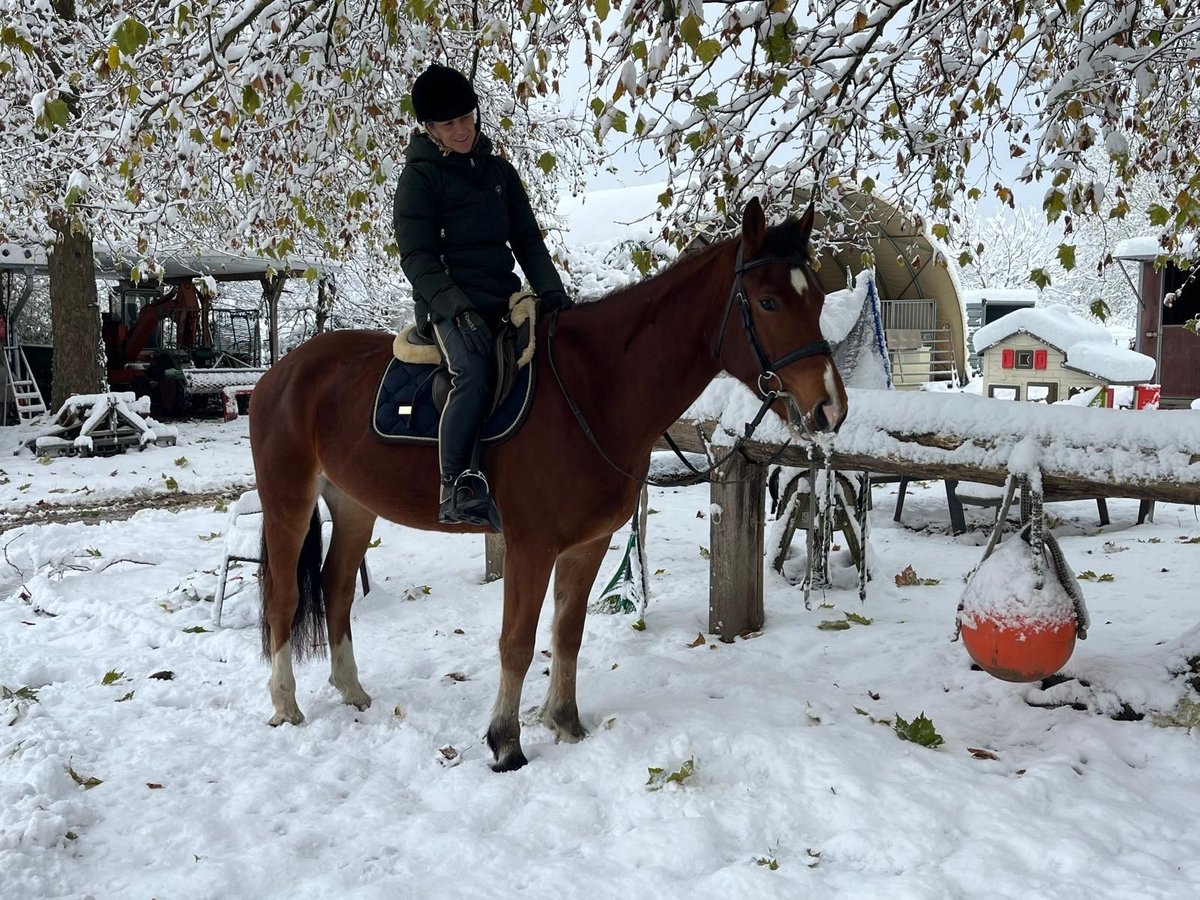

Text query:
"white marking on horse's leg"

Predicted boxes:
[[268, 645, 305, 726], [543, 661, 587, 743], [328, 636, 372, 710]]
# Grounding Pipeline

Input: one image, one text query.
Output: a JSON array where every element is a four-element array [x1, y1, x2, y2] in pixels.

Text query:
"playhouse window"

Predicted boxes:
[[1027, 382, 1058, 403], [1015, 350, 1034, 369], [988, 384, 1020, 401]]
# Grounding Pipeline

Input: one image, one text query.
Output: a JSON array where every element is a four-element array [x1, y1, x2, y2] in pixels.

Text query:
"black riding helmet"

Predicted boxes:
[[411, 64, 478, 123]]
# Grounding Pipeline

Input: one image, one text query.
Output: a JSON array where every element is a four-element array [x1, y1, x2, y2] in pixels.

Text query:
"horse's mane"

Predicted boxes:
[[585, 216, 810, 307]]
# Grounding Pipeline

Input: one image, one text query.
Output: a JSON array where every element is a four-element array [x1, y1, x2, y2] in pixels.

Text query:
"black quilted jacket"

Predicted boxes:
[[392, 131, 564, 331]]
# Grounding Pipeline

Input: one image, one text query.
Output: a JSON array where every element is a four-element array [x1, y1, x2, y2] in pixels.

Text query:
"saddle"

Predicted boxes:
[[373, 293, 537, 445]]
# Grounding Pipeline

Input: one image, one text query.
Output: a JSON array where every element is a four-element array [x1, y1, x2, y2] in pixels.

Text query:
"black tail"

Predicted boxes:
[[259, 507, 328, 661]]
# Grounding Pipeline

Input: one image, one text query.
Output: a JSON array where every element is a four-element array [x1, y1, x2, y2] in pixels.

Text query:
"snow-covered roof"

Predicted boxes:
[[972, 304, 1155, 384], [1113, 233, 1197, 261], [962, 287, 1038, 306]]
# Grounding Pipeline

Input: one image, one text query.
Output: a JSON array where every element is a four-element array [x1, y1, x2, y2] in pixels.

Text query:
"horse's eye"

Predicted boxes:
[[759, 297, 778, 312]]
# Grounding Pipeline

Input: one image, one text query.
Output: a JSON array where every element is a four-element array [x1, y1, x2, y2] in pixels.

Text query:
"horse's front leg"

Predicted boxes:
[[487, 540, 556, 772], [542, 535, 611, 743]]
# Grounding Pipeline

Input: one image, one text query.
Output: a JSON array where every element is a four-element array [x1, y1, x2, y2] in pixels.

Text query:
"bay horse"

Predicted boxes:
[[249, 198, 847, 771]]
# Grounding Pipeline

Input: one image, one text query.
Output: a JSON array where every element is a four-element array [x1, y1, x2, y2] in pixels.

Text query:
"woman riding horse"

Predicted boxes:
[[393, 63, 572, 531]]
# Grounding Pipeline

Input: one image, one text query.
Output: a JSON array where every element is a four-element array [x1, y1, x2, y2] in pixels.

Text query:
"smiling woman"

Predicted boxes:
[[394, 63, 573, 529]]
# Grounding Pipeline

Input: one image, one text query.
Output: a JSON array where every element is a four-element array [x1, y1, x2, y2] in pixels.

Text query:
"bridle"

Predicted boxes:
[[713, 242, 832, 432], [546, 242, 833, 486]]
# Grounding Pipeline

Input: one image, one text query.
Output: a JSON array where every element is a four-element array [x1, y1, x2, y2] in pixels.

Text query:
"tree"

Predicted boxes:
[[581, 0, 1200, 263], [1, 1, 596, 393], [5, 0, 1198, 382]]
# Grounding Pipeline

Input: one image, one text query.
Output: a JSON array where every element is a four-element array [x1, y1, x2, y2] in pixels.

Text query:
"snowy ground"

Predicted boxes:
[[2, 415, 1200, 899]]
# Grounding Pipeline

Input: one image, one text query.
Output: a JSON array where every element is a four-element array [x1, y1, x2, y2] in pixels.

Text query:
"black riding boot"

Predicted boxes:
[[439, 470, 502, 531], [434, 317, 501, 531]]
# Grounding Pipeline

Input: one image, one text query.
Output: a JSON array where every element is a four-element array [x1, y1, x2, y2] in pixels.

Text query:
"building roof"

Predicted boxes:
[[972, 304, 1156, 384], [1113, 233, 1197, 261]]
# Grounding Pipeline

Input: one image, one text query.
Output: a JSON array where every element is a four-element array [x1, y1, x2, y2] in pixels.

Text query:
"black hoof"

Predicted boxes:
[[486, 722, 527, 771], [490, 750, 529, 773]]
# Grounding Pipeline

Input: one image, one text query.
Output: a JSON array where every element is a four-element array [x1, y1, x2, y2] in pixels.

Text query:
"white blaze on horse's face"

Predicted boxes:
[[790, 266, 843, 432]]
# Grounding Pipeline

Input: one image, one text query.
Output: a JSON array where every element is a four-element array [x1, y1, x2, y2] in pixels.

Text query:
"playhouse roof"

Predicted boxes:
[[972, 304, 1156, 384]]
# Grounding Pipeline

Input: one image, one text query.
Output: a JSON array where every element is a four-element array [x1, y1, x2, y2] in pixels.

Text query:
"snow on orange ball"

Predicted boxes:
[[958, 535, 1079, 683]]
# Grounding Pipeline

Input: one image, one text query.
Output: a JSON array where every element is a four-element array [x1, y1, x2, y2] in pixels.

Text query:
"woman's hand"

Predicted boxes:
[[539, 290, 574, 312], [454, 309, 492, 355]]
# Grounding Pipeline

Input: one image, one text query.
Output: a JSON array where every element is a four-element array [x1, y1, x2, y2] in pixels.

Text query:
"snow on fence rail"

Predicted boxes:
[[665, 384, 1200, 640], [676, 385, 1200, 505]]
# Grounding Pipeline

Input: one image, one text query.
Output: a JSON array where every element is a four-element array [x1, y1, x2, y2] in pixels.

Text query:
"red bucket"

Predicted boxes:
[[1135, 384, 1161, 410]]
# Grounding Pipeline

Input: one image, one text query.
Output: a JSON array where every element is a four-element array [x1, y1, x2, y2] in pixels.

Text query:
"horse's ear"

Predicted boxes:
[[798, 202, 815, 248], [741, 198, 766, 257]]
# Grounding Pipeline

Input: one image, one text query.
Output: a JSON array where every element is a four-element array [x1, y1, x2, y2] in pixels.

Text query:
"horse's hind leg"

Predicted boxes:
[[542, 535, 611, 743], [321, 481, 378, 710], [488, 540, 557, 772], [261, 480, 323, 727]]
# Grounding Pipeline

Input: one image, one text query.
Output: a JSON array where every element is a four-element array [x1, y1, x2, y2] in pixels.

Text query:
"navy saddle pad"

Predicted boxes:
[[372, 356, 536, 446]]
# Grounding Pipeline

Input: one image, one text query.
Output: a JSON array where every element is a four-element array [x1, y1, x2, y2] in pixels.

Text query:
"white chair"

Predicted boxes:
[[212, 490, 371, 626]]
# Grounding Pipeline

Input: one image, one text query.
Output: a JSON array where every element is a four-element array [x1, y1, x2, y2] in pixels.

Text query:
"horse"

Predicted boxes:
[[249, 198, 848, 771]]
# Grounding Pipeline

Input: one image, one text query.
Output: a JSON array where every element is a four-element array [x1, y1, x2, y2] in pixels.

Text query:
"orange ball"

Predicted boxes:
[[961, 615, 1076, 683]]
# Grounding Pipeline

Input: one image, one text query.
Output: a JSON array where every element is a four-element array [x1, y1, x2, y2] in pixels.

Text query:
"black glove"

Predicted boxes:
[[454, 309, 491, 355], [539, 290, 574, 312]]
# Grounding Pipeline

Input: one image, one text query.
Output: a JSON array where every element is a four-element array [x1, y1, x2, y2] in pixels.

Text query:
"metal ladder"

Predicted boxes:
[[3, 342, 48, 424]]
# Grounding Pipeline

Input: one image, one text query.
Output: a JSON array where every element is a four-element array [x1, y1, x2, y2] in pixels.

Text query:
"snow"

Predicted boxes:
[[3, 408, 1200, 898], [962, 288, 1039, 306], [959, 536, 1077, 629], [972, 304, 1156, 383], [1113, 234, 1198, 261]]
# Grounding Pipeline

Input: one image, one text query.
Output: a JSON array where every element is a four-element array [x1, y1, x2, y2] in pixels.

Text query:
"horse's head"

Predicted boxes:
[[718, 198, 848, 435]]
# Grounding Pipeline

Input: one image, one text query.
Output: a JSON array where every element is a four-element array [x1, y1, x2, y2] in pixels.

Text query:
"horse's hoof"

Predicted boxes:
[[542, 706, 588, 744], [491, 749, 529, 772], [332, 681, 372, 710], [267, 709, 305, 727], [486, 722, 527, 771]]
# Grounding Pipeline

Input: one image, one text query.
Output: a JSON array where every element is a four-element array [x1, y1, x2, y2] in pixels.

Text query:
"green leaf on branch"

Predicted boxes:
[[43, 98, 70, 130], [1148, 204, 1170, 226], [2, 26, 36, 55], [1043, 189, 1067, 222], [1030, 268, 1052, 290], [114, 18, 151, 55], [242, 85, 261, 115], [1057, 243, 1077, 270], [894, 712, 944, 748], [1090, 299, 1110, 321], [680, 14, 703, 51], [536, 152, 556, 175]]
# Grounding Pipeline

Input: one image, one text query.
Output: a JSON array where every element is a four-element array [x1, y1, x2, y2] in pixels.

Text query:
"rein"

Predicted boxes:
[[545, 244, 833, 486]]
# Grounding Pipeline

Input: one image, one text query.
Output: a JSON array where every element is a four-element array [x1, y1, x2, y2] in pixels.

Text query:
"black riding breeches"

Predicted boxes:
[[433, 318, 496, 479]]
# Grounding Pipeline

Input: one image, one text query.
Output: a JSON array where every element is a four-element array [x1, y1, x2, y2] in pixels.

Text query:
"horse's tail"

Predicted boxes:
[[259, 506, 328, 661]]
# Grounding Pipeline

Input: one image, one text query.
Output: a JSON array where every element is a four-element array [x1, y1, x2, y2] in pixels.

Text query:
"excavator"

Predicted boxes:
[[102, 279, 265, 415]]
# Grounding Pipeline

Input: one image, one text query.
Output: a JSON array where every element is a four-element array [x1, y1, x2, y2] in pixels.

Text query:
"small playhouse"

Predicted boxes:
[[972, 304, 1156, 404]]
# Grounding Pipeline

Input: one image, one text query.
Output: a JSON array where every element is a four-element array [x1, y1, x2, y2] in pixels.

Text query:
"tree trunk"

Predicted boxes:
[[48, 213, 105, 410]]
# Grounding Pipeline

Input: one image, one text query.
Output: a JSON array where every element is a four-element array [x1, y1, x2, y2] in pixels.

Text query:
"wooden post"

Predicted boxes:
[[484, 532, 505, 583], [709, 452, 766, 641]]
